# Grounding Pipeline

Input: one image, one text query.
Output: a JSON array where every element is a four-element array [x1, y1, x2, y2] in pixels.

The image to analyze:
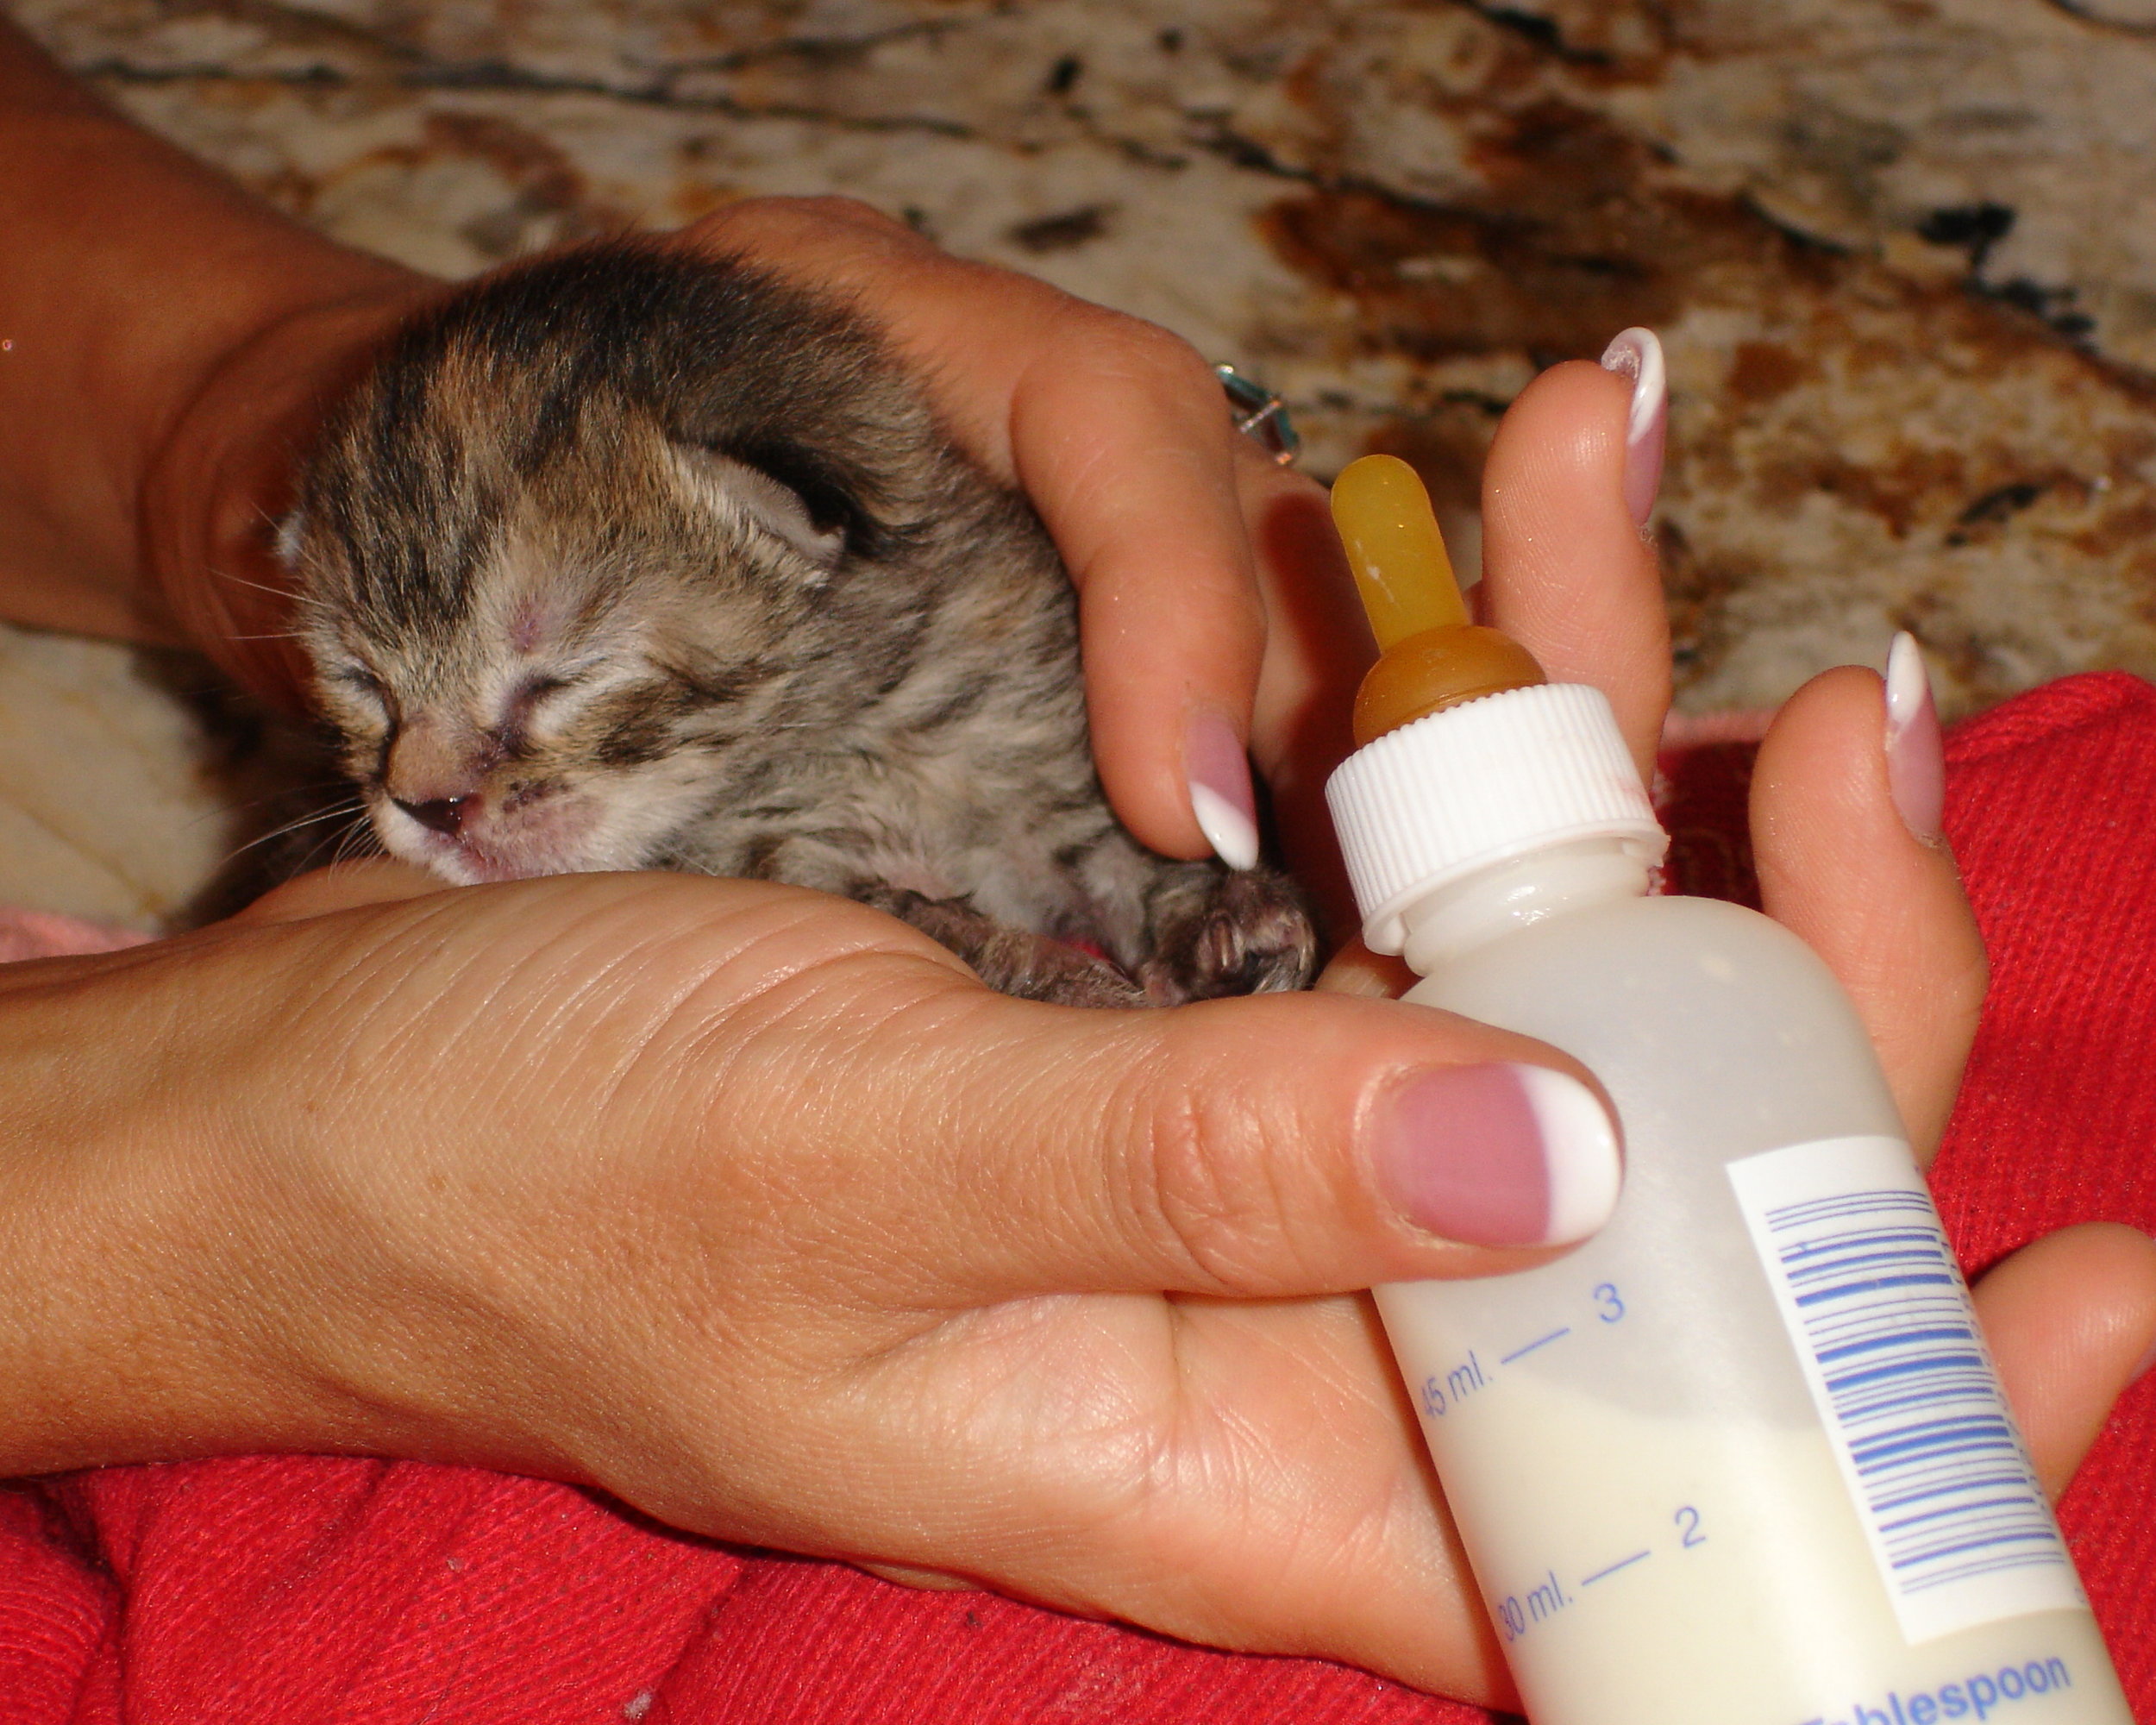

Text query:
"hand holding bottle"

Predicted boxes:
[[28, 351, 2122, 1716], [1322, 351, 2156, 1717], [0, 27, 2144, 1682], [1320, 354, 2155, 1513]]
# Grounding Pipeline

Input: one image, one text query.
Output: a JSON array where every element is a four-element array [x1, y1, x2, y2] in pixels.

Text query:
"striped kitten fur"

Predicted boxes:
[[279, 241, 1317, 1006]]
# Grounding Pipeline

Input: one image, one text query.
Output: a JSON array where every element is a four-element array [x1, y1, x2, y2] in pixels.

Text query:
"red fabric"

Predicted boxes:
[[2, 672, 2152, 1723], [1932, 674, 2156, 1713]]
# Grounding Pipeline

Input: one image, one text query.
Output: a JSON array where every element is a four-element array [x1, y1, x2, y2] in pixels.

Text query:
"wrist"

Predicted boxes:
[[0, 917, 550, 1477], [0, 939, 335, 1471]]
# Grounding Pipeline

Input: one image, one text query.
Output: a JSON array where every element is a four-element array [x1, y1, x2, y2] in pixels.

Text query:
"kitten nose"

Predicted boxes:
[[395, 795, 473, 837]]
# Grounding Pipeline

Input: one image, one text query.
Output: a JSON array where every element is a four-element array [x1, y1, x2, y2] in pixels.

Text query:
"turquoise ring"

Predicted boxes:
[[1215, 363, 1300, 466]]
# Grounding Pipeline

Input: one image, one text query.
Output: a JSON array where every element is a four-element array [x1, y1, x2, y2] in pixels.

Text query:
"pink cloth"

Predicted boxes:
[[0, 908, 147, 963]]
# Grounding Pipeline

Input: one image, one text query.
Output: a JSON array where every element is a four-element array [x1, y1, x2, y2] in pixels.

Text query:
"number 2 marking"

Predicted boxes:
[[1675, 1505, 1705, 1548], [1594, 1283, 1625, 1323]]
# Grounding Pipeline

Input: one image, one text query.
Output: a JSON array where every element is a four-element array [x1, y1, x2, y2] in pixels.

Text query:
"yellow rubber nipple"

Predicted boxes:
[[1331, 455, 1545, 745], [1332, 454, 1470, 649]]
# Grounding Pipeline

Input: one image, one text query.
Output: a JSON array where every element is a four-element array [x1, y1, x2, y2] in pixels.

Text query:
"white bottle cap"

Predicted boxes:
[[1326, 682, 1668, 954]]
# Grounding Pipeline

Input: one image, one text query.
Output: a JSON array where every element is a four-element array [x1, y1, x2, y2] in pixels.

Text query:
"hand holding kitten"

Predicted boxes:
[[2, 22, 2152, 1706], [133, 195, 1364, 920], [22, 361, 2123, 1713], [274, 239, 1319, 1004]]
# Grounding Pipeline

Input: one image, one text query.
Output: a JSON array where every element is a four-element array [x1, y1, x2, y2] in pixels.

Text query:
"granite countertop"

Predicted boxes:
[[9, 0, 2156, 924]]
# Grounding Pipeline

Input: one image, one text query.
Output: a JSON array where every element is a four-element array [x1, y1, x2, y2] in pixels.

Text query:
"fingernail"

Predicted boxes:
[[1376, 1063, 1622, 1247], [1185, 709, 1260, 870], [1599, 327, 1667, 530], [1885, 631, 1946, 844]]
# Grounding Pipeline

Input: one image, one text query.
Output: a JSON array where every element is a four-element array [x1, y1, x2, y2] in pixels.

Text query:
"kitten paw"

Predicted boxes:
[[1139, 868, 1319, 1006]]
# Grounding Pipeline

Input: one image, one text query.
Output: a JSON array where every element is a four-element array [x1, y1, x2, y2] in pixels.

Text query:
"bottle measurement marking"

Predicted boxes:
[[1417, 1286, 1621, 1416], [1579, 1549, 1651, 1586], [1495, 1570, 1571, 1642], [1500, 1325, 1571, 1364], [1495, 1507, 1708, 1643], [1413, 1265, 1729, 1648]]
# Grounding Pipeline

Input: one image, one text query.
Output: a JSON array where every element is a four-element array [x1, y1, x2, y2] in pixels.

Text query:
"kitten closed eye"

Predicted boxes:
[[327, 665, 388, 699], [322, 665, 394, 729], [274, 239, 1316, 1004], [499, 672, 582, 734]]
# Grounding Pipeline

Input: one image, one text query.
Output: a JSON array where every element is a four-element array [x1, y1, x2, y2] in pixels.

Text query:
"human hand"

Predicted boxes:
[[1321, 355, 2156, 1516], [3, 848, 1649, 1706], [53, 347, 2136, 1716], [5, 61, 1588, 1698], [8, 66, 2145, 1691]]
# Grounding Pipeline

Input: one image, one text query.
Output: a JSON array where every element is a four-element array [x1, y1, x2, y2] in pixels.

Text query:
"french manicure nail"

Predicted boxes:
[[1376, 1063, 1622, 1248], [1885, 631, 1946, 844], [1599, 327, 1667, 530], [1185, 709, 1260, 870]]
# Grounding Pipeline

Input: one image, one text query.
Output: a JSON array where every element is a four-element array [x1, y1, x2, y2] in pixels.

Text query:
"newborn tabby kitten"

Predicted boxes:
[[279, 241, 1317, 1006]]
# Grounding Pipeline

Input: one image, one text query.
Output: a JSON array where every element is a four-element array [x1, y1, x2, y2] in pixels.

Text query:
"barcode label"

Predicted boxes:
[[1729, 1136, 2084, 1646]]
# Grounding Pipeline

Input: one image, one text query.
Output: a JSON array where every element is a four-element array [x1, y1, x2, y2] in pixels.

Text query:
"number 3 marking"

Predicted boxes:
[[1594, 1283, 1625, 1323]]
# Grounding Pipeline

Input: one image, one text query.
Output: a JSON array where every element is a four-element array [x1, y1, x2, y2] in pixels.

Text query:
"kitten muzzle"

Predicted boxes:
[[378, 787, 571, 883]]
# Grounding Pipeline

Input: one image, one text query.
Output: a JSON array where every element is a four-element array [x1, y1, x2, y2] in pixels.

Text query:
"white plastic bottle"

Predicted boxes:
[[1323, 456, 2133, 1725]]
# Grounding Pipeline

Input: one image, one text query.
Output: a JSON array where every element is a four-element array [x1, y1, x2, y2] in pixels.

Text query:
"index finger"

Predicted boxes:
[[1476, 348, 1672, 778], [1006, 304, 1265, 867]]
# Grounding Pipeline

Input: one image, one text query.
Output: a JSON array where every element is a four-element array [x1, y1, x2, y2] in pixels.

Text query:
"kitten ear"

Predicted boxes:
[[668, 445, 847, 575]]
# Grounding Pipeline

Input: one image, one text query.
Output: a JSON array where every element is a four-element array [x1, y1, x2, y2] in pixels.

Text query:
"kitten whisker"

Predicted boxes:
[[322, 817, 383, 873], [183, 781, 362, 831], [281, 813, 372, 881], [210, 567, 296, 602], [218, 799, 368, 867]]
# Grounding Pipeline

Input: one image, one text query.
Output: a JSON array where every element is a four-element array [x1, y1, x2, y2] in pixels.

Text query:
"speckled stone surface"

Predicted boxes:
[[9, 0, 2156, 919]]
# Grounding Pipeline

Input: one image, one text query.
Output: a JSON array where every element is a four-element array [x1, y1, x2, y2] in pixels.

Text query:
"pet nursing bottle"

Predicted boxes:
[[1325, 455, 2131, 1725]]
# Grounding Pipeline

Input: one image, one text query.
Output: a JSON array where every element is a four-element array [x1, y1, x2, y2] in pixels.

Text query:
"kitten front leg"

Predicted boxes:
[[850, 885, 1149, 1008], [1134, 863, 1319, 1007]]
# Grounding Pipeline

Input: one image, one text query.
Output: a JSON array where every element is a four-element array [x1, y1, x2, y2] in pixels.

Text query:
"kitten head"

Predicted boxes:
[[282, 242, 951, 884]]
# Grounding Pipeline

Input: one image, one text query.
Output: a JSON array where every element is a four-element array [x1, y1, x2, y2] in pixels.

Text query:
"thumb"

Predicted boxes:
[[1971, 1222, 2156, 1502], [1751, 663, 1987, 1160], [761, 981, 1626, 1302]]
